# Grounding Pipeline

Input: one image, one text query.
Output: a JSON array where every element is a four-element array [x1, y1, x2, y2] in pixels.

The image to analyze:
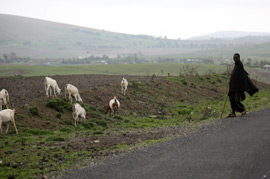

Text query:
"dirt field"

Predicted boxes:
[[0, 74, 152, 105]]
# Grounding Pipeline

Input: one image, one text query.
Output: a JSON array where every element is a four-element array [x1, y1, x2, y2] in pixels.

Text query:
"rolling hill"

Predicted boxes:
[[189, 31, 270, 40], [1, 14, 270, 61]]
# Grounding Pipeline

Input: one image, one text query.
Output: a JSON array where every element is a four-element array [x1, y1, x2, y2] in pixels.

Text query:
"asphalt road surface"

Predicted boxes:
[[61, 108, 270, 179]]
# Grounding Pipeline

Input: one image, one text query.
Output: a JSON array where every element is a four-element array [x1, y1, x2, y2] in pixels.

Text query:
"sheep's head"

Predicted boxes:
[[56, 88, 61, 95]]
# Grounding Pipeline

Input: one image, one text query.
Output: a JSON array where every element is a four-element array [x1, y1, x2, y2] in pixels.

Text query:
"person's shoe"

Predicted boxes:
[[227, 112, 236, 118], [241, 109, 247, 116]]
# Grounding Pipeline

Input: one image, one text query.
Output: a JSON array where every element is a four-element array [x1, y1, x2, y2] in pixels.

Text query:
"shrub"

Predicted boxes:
[[182, 80, 188, 85], [56, 113, 61, 118], [46, 98, 72, 113], [29, 106, 39, 115]]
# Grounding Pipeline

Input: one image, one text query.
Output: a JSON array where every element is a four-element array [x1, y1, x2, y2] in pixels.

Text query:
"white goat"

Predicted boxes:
[[72, 103, 86, 126], [65, 84, 83, 103], [0, 89, 9, 110], [0, 108, 18, 135], [121, 78, 128, 96], [104, 96, 120, 118], [44, 77, 61, 97]]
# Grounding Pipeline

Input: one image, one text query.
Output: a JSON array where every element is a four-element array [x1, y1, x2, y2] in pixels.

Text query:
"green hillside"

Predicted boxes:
[[1, 14, 270, 61]]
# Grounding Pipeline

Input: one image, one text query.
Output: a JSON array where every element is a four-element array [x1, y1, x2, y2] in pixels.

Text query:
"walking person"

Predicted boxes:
[[227, 53, 258, 117]]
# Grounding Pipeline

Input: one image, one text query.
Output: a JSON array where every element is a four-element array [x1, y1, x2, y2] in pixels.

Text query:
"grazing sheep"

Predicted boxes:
[[0, 107, 18, 135], [72, 103, 86, 126], [65, 84, 83, 103], [104, 96, 120, 118], [44, 77, 61, 97], [0, 89, 9, 110], [121, 78, 128, 96]]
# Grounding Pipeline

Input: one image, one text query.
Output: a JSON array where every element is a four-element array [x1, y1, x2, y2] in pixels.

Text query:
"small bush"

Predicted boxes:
[[29, 106, 39, 115], [46, 98, 72, 113], [46, 136, 65, 142], [43, 116, 51, 121], [56, 113, 61, 118], [181, 80, 188, 85]]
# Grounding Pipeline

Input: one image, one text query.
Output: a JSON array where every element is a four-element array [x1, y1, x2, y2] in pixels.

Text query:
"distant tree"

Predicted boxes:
[[246, 58, 252, 66], [3, 54, 8, 61]]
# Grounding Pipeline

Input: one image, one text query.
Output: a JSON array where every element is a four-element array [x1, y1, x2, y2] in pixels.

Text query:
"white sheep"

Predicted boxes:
[[104, 96, 120, 118], [44, 77, 61, 97], [65, 84, 83, 103], [121, 78, 128, 96], [0, 89, 10, 110], [0, 108, 18, 135], [72, 103, 86, 126]]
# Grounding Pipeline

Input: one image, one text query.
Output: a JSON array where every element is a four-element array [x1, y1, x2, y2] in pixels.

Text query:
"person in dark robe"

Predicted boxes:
[[227, 53, 258, 117]]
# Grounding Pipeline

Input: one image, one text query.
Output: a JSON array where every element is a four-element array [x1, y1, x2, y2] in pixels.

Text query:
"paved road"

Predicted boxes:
[[61, 108, 270, 179]]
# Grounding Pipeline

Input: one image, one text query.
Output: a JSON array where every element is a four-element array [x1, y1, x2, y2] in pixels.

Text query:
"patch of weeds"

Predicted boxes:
[[181, 80, 188, 85], [60, 126, 73, 132], [46, 136, 65, 142], [115, 143, 129, 150], [96, 120, 107, 127], [23, 128, 53, 135], [43, 116, 51, 121], [129, 81, 144, 89], [56, 113, 62, 118], [15, 113, 24, 120], [140, 139, 167, 146], [29, 106, 39, 115], [62, 119, 73, 126], [104, 116, 112, 121], [81, 121, 95, 129], [118, 116, 124, 120], [176, 108, 192, 115], [46, 98, 72, 113], [93, 131, 104, 135]]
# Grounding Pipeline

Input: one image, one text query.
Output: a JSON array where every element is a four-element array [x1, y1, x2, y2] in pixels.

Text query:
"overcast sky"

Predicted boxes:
[[1, 0, 270, 39]]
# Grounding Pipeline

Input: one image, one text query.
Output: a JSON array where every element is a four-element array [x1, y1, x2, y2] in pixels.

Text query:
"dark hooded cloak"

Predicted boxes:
[[229, 60, 258, 96]]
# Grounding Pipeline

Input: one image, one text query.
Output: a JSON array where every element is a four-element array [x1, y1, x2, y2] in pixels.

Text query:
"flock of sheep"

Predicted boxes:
[[0, 76, 129, 135]]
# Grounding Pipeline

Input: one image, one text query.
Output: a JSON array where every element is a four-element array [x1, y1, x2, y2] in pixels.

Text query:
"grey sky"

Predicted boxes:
[[1, 0, 270, 39]]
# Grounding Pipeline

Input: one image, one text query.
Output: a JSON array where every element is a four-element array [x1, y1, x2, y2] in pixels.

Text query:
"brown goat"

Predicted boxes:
[[104, 97, 120, 118]]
